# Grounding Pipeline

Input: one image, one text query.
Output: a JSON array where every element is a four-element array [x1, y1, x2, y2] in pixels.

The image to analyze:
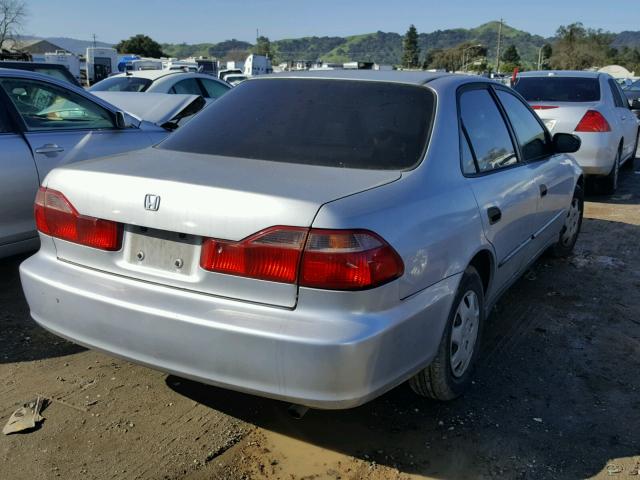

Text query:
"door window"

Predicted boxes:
[[199, 78, 230, 99], [496, 89, 551, 162], [608, 79, 626, 108], [459, 88, 518, 173], [170, 78, 204, 96], [0, 78, 114, 131]]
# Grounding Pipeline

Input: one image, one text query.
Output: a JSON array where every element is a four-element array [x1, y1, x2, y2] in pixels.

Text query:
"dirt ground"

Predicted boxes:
[[1, 160, 639, 480]]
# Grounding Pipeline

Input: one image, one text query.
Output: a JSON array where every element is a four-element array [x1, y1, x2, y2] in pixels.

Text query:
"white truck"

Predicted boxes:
[[85, 47, 118, 85], [244, 54, 272, 77]]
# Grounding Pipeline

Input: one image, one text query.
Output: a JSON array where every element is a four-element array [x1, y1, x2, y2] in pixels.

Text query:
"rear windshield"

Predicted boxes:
[[90, 76, 152, 92], [513, 77, 601, 102], [158, 78, 435, 170]]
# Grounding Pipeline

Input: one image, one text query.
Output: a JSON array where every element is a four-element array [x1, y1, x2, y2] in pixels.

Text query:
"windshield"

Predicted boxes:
[[624, 80, 640, 92], [514, 77, 601, 102], [158, 78, 435, 170], [90, 76, 152, 92]]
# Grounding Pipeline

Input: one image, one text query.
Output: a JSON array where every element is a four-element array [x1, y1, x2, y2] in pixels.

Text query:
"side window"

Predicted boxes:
[[0, 78, 114, 131], [496, 89, 551, 162], [615, 82, 630, 108], [608, 79, 625, 108], [170, 78, 204, 96], [199, 79, 230, 99], [460, 127, 477, 175], [0, 104, 12, 133], [459, 88, 518, 173]]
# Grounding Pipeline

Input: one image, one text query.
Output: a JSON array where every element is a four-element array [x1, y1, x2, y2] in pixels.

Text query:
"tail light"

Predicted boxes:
[[200, 227, 307, 284], [34, 187, 122, 251], [200, 227, 404, 290], [531, 105, 558, 110], [575, 110, 611, 132]]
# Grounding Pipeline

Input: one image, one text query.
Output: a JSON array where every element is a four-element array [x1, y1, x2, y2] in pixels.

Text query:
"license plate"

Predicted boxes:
[[124, 227, 199, 276]]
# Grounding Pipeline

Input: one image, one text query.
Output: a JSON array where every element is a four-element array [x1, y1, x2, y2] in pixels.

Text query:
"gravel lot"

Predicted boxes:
[[1, 157, 639, 480]]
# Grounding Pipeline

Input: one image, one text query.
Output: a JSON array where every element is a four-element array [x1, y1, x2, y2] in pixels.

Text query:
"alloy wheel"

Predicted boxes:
[[450, 290, 480, 378]]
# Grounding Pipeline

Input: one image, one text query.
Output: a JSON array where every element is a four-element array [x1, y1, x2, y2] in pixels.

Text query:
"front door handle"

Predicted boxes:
[[487, 206, 502, 225], [539, 184, 548, 197], [35, 144, 64, 154]]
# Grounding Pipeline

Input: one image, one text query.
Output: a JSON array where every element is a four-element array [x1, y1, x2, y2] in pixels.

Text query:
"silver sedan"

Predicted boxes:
[[0, 69, 171, 258], [20, 71, 584, 409]]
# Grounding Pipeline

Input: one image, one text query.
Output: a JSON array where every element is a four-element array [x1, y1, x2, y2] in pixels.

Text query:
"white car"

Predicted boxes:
[[90, 70, 231, 102], [224, 74, 247, 86], [514, 71, 640, 194]]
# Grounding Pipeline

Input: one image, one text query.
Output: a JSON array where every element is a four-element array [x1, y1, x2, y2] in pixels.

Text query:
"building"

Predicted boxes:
[[3, 38, 70, 55]]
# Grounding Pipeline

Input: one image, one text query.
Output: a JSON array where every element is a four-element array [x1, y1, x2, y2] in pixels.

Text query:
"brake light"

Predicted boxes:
[[199, 227, 404, 290], [300, 230, 404, 290], [200, 227, 307, 283], [531, 105, 558, 110], [575, 110, 611, 132], [34, 187, 122, 251]]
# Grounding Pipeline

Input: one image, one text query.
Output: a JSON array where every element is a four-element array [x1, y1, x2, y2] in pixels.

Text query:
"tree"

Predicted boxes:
[[115, 34, 165, 58], [0, 0, 27, 49], [402, 24, 420, 69], [253, 35, 272, 59], [223, 48, 249, 62], [501, 44, 520, 64]]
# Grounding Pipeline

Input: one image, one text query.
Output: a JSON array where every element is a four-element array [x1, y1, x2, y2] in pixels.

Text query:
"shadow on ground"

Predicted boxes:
[[0, 252, 85, 364]]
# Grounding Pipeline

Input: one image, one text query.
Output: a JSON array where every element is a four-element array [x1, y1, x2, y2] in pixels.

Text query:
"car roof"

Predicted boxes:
[[518, 70, 602, 79], [111, 70, 184, 80], [260, 69, 455, 86]]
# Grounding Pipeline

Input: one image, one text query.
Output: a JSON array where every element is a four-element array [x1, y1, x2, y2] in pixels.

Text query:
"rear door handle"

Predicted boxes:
[[539, 184, 548, 197], [35, 144, 64, 154], [487, 206, 502, 225]]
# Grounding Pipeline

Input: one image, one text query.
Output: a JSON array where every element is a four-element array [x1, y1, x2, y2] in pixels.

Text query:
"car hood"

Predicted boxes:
[[92, 92, 205, 126]]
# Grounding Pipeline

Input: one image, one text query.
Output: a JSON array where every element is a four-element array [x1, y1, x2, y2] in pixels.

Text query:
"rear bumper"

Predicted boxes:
[[20, 250, 459, 409], [571, 132, 617, 176]]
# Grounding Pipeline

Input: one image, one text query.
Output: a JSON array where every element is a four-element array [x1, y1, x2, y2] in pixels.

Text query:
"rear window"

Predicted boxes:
[[158, 78, 435, 170], [90, 76, 152, 92], [514, 77, 600, 103]]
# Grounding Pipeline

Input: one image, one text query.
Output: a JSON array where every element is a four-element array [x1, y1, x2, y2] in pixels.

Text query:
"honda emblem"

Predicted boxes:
[[144, 194, 161, 211]]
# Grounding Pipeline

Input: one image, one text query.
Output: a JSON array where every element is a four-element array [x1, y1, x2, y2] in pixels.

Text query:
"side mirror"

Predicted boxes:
[[114, 110, 127, 129], [553, 133, 581, 154]]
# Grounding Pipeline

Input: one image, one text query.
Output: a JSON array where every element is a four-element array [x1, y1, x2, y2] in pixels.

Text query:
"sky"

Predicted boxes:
[[24, 0, 636, 44]]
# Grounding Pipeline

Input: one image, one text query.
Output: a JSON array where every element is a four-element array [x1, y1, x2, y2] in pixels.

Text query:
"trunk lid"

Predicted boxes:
[[44, 148, 401, 307], [529, 101, 599, 134]]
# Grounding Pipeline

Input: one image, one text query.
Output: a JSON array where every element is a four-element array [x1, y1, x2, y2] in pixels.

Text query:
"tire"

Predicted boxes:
[[550, 184, 584, 258], [409, 266, 484, 401], [621, 130, 639, 171], [598, 148, 620, 195]]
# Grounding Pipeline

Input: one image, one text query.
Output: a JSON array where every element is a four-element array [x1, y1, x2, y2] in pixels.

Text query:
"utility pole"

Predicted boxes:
[[537, 46, 543, 70], [92, 33, 97, 48], [495, 18, 503, 74]]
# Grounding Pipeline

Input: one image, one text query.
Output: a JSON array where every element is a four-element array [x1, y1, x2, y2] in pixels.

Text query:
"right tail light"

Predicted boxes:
[[575, 110, 611, 132], [200, 227, 404, 290]]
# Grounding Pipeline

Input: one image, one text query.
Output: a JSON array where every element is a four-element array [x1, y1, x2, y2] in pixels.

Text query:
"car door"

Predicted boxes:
[[607, 78, 636, 160], [0, 92, 40, 245], [493, 87, 576, 256], [459, 86, 539, 295], [0, 76, 155, 182]]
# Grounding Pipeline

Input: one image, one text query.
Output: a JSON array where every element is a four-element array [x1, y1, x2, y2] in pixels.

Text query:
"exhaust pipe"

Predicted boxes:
[[287, 404, 309, 419]]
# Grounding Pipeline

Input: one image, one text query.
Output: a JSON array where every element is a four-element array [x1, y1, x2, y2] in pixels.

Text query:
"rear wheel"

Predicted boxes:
[[550, 184, 584, 258], [598, 148, 620, 195], [409, 266, 484, 401]]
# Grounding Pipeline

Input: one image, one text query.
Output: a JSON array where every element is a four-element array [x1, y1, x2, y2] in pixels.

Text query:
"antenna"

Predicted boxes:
[[256, 28, 259, 42], [92, 33, 97, 48]]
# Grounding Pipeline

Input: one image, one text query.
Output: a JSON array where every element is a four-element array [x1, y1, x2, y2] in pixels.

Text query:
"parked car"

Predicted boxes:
[[621, 79, 640, 110], [89, 70, 231, 101], [0, 61, 81, 86], [20, 71, 584, 409], [513, 71, 640, 194], [218, 68, 243, 81], [224, 74, 247, 86], [0, 69, 195, 258]]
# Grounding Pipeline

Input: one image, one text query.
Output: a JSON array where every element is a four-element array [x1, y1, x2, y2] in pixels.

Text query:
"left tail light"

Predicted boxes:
[[34, 187, 123, 251]]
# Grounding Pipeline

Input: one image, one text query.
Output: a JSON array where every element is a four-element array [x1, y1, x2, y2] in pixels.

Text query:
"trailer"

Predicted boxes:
[[244, 54, 272, 77], [85, 47, 118, 85]]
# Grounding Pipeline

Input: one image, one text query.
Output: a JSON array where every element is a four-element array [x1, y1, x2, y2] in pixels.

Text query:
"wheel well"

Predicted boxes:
[[469, 250, 492, 294]]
